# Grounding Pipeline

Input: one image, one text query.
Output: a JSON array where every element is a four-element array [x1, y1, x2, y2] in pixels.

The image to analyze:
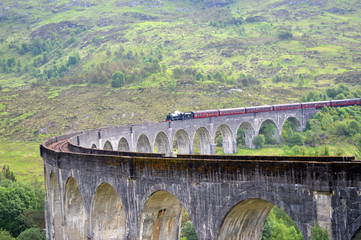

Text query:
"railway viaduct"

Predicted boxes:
[[76, 107, 317, 156], [41, 106, 361, 240]]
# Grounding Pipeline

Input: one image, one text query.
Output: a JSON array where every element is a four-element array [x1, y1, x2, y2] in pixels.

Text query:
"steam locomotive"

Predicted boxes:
[[165, 98, 361, 121]]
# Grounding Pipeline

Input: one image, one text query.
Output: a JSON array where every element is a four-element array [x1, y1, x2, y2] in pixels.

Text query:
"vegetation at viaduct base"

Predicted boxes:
[[0, 166, 45, 239]]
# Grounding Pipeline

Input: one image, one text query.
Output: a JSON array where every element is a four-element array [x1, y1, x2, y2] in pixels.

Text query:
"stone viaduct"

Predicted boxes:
[[77, 107, 317, 156], [41, 107, 361, 240]]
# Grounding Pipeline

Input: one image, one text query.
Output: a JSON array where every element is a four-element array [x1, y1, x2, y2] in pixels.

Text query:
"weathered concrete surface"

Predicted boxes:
[[217, 199, 274, 240], [139, 191, 183, 240], [42, 137, 361, 240], [91, 183, 126, 240]]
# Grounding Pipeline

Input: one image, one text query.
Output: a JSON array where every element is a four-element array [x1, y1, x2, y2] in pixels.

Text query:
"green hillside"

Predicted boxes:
[[0, 0, 361, 140]]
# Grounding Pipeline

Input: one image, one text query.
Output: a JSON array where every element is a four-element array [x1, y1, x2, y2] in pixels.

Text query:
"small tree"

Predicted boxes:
[[0, 229, 14, 240], [111, 71, 125, 88], [253, 135, 265, 149], [310, 223, 329, 240], [216, 135, 223, 147], [181, 221, 197, 240], [278, 31, 293, 40], [16, 228, 45, 240]]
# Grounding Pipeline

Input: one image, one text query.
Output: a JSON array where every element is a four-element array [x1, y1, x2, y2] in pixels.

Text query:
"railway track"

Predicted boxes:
[[48, 139, 69, 152]]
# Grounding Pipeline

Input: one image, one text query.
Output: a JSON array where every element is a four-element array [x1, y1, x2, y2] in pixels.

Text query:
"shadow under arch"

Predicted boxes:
[[139, 190, 197, 240], [237, 121, 256, 148], [64, 177, 87, 239], [103, 140, 113, 150], [91, 144, 97, 149], [137, 134, 152, 153], [91, 182, 126, 240], [118, 137, 130, 151], [217, 197, 305, 240], [49, 171, 62, 240], [194, 127, 211, 154], [215, 124, 234, 154], [154, 131, 171, 155], [174, 129, 191, 154]]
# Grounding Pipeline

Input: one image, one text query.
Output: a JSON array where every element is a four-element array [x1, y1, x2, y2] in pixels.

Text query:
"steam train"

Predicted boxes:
[[165, 98, 361, 121]]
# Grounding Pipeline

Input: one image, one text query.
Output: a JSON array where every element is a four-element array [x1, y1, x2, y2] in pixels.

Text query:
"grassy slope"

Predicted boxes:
[[0, 0, 361, 181]]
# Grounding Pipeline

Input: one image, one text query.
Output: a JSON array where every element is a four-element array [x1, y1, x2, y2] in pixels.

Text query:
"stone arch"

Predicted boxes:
[[282, 116, 302, 131], [281, 117, 302, 144], [154, 131, 171, 156], [103, 140, 113, 150], [137, 134, 152, 153], [173, 129, 191, 154], [118, 137, 130, 151], [64, 177, 87, 239], [194, 127, 212, 155], [91, 182, 126, 240], [217, 199, 274, 240], [139, 190, 185, 240], [342, 198, 361, 240], [216, 194, 307, 240], [49, 171, 62, 240], [91, 144, 97, 149], [259, 119, 280, 143], [215, 124, 234, 154], [238, 122, 256, 148]]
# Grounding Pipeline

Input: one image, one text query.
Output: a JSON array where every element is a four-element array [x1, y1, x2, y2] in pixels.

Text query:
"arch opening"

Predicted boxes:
[[118, 137, 130, 151], [173, 129, 191, 155], [103, 141, 113, 150], [154, 132, 171, 156], [218, 199, 304, 240], [282, 117, 303, 147], [137, 134, 152, 153], [49, 172, 62, 240], [259, 120, 279, 145], [193, 127, 211, 155], [238, 122, 256, 148], [91, 183, 126, 240], [215, 124, 234, 154], [139, 191, 197, 240], [64, 177, 87, 239]]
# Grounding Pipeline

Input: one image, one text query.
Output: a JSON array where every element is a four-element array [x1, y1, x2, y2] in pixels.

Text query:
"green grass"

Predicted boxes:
[[0, 141, 43, 183]]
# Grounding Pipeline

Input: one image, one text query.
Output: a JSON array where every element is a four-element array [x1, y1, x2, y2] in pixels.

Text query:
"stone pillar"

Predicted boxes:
[[130, 130, 135, 152], [232, 139, 237, 154], [313, 191, 333, 238], [245, 133, 255, 149], [210, 144, 216, 155]]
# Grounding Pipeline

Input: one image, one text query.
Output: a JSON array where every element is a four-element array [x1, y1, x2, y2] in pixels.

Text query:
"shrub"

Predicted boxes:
[[16, 228, 45, 240], [310, 223, 329, 240], [253, 135, 265, 149], [181, 221, 197, 240], [278, 31, 293, 40], [110, 71, 125, 88], [216, 135, 223, 147], [0, 229, 14, 240], [66, 53, 80, 66]]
